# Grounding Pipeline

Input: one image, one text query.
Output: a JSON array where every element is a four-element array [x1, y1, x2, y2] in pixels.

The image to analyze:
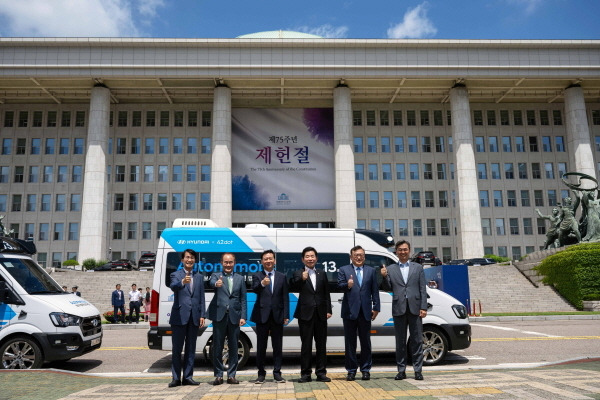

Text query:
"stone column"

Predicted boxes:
[[210, 85, 232, 227], [334, 85, 357, 229], [78, 85, 110, 262], [564, 85, 596, 179], [449, 85, 484, 259]]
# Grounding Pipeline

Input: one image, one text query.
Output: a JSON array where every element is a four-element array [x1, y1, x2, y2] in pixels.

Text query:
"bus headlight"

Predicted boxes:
[[452, 304, 468, 319], [49, 312, 81, 327]]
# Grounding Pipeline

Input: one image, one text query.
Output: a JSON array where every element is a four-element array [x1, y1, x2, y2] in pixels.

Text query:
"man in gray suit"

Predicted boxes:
[[381, 240, 427, 381], [168, 249, 206, 388], [208, 252, 247, 385]]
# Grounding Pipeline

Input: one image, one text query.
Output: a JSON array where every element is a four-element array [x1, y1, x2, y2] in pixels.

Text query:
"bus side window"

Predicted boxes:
[[364, 254, 395, 287]]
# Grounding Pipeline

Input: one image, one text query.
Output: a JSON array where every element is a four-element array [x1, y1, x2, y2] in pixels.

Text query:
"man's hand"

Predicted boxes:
[[326, 313, 332, 319], [419, 310, 427, 318], [262, 275, 271, 287], [283, 319, 289, 325], [347, 276, 354, 289], [199, 318, 205, 328], [380, 265, 388, 277], [239, 319, 246, 326], [302, 270, 309, 281], [371, 310, 379, 321], [215, 275, 223, 288]]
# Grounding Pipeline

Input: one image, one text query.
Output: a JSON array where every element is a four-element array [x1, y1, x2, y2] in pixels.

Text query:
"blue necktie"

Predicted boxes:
[[268, 272, 273, 293], [356, 267, 362, 286]]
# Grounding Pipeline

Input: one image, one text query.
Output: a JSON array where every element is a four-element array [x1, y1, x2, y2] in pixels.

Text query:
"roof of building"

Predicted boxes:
[[237, 30, 322, 39]]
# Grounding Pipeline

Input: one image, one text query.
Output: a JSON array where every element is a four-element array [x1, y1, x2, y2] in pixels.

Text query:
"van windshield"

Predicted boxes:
[[1, 258, 63, 294]]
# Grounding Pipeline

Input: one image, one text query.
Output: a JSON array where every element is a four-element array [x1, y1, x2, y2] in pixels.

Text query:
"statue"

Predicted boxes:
[[535, 208, 560, 249], [557, 196, 581, 246], [580, 190, 600, 242], [0, 215, 14, 237]]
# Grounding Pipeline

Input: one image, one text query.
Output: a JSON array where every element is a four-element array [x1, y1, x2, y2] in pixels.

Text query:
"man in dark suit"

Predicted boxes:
[[71, 286, 81, 297], [208, 252, 247, 385], [250, 250, 289, 384], [111, 283, 125, 323], [381, 240, 428, 381], [337, 245, 380, 381], [168, 249, 206, 388], [290, 246, 332, 383]]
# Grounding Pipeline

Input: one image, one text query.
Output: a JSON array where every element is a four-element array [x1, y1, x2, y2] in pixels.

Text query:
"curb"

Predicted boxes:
[[470, 314, 600, 322]]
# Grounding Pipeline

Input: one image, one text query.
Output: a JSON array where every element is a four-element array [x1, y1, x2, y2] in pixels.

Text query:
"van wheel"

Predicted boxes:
[[208, 336, 250, 369], [421, 326, 448, 366], [0, 336, 43, 369]]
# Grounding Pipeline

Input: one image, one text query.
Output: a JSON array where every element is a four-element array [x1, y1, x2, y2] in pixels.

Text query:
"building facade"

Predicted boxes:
[[0, 35, 599, 266]]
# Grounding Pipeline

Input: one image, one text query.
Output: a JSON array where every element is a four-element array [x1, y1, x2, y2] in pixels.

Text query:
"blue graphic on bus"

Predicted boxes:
[[0, 304, 16, 329]]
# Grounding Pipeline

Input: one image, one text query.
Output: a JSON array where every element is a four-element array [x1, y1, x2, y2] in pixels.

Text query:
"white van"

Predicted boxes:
[[147, 219, 471, 367], [0, 236, 102, 369]]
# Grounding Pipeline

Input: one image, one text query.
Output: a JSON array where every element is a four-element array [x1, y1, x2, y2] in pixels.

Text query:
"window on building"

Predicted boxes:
[[423, 164, 433, 180], [383, 191, 393, 208], [397, 191, 407, 208], [534, 190, 544, 206], [479, 190, 489, 207], [433, 110, 443, 126], [477, 163, 487, 179], [368, 164, 378, 180], [380, 110, 389, 126], [408, 137, 417, 152], [493, 190, 503, 207], [160, 111, 170, 127], [521, 190, 531, 207], [513, 110, 523, 125], [352, 110, 362, 126], [353, 137, 363, 153], [172, 193, 182, 210], [173, 138, 183, 154], [366, 110, 376, 126], [424, 191, 434, 208], [409, 164, 419, 180], [157, 193, 167, 210], [129, 193, 138, 211], [186, 193, 196, 210], [201, 137, 211, 154], [490, 163, 500, 179], [172, 165, 182, 182], [475, 137, 484, 152], [489, 136, 498, 152], [70, 194, 81, 211], [439, 191, 448, 207], [555, 136, 565, 152], [529, 136, 538, 152], [495, 218, 505, 235], [159, 138, 169, 154], [426, 219, 436, 235], [201, 165, 211, 181], [55, 194, 66, 211], [526, 110, 536, 125], [515, 136, 525, 152], [473, 110, 483, 126], [145, 138, 155, 154], [115, 165, 125, 182], [523, 218, 533, 235], [435, 136, 445, 152], [393, 110, 403, 126], [146, 111, 156, 126], [26, 194, 36, 212], [398, 219, 408, 236], [548, 190, 557, 206], [382, 164, 392, 180], [113, 222, 123, 240], [545, 163, 554, 179], [117, 111, 127, 127], [200, 193, 210, 210], [143, 193, 153, 210], [437, 163, 447, 180], [500, 110, 510, 125], [396, 164, 405, 180], [502, 136, 511, 152], [369, 191, 379, 208], [2, 138, 13, 155], [201, 111, 212, 127], [61, 111, 71, 127], [507, 190, 517, 207], [411, 191, 421, 208], [367, 137, 376, 153], [420, 110, 429, 126], [356, 192, 365, 208], [421, 137, 431, 152], [413, 219, 422, 236], [540, 110, 549, 125], [158, 165, 168, 182], [504, 163, 514, 179], [406, 110, 416, 126], [532, 163, 541, 179]]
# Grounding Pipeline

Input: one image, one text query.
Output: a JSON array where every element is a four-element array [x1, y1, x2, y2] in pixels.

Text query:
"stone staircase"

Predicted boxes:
[[512, 247, 568, 286], [48, 269, 154, 316], [468, 263, 576, 313]]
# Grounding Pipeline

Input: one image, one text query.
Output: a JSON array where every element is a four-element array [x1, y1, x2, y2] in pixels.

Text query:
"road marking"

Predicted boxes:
[[99, 346, 150, 351], [474, 336, 600, 342], [471, 323, 563, 337]]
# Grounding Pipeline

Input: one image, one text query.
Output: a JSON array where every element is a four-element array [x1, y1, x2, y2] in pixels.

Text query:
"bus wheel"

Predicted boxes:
[[208, 336, 250, 369], [0, 336, 43, 369], [421, 326, 448, 366]]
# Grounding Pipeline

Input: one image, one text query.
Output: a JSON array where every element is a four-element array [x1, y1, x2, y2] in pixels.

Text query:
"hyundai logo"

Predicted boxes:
[[92, 319, 99, 327]]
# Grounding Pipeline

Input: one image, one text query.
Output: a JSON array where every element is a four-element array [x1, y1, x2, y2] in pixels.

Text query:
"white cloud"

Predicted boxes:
[[0, 0, 164, 37], [505, 0, 542, 14], [295, 24, 349, 39], [387, 1, 437, 39]]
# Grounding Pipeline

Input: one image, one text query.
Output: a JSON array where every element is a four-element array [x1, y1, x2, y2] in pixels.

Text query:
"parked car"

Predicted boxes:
[[111, 259, 135, 270], [138, 252, 156, 269], [93, 262, 114, 271], [411, 251, 442, 266], [468, 258, 496, 266], [447, 259, 473, 266]]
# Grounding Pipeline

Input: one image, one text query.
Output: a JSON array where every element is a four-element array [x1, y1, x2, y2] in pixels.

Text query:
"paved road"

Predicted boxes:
[[45, 318, 600, 376]]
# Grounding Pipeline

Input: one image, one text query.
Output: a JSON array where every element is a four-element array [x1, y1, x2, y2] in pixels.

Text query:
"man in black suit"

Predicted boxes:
[[111, 283, 125, 323], [250, 250, 289, 384], [337, 245, 380, 381], [381, 240, 428, 381], [71, 286, 81, 297], [290, 246, 332, 383], [168, 249, 206, 388]]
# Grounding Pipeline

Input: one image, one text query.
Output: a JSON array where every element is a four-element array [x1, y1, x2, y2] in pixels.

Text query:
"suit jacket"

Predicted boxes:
[[111, 289, 125, 307], [290, 267, 332, 321], [208, 272, 247, 324], [250, 269, 289, 324], [169, 268, 206, 326], [381, 262, 427, 316], [337, 264, 380, 320]]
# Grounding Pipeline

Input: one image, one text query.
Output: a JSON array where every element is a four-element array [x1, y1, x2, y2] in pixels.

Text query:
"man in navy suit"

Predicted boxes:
[[111, 283, 125, 323], [337, 245, 380, 381], [290, 246, 332, 383], [168, 249, 206, 388], [208, 252, 247, 385], [381, 240, 428, 381], [250, 250, 289, 384]]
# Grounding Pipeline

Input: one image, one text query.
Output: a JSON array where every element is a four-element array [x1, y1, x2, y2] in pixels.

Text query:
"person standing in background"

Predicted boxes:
[[128, 283, 141, 323], [111, 283, 126, 323], [144, 287, 151, 322]]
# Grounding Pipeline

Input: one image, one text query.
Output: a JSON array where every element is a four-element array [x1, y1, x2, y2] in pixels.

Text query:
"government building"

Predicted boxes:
[[1, 31, 599, 267]]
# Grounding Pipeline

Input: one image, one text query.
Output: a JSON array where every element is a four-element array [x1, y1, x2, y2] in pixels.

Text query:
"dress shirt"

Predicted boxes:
[[399, 262, 409, 284], [306, 266, 316, 289], [129, 290, 142, 302]]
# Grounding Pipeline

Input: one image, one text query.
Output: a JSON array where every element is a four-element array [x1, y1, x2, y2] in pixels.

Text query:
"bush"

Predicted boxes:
[[535, 242, 600, 309], [82, 258, 97, 270], [484, 254, 511, 263], [582, 292, 600, 301], [62, 259, 78, 267], [103, 310, 132, 323]]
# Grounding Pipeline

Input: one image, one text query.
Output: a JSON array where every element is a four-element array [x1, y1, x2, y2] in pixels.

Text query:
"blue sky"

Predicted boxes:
[[0, 0, 598, 39]]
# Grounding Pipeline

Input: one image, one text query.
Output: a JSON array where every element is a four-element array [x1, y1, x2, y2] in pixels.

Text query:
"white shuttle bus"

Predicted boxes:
[[0, 236, 102, 369], [148, 219, 471, 367]]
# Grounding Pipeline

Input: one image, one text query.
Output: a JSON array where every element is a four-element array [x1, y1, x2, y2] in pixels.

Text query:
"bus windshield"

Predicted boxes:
[[1, 257, 63, 294]]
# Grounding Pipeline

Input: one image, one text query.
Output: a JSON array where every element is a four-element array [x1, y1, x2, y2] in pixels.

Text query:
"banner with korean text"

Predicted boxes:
[[231, 108, 335, 210]]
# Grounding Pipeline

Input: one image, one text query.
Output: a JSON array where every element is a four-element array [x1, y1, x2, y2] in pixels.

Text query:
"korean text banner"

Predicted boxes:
[[232, 108, 335, 210]]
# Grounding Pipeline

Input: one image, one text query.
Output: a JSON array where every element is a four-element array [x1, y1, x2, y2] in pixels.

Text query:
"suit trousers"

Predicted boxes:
[[129, 301, 140, 322], [343, 309, 372, 373], [298, 314, 327, 377], [393, 312, 424, 373], [212, 316, 240, 378], [113, 305, 125, 322], [171, 319, 200, 381], [255, 313, 284, 375]]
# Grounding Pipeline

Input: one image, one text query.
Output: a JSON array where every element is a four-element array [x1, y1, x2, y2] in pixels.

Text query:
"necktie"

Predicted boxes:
[[356, 267, 362, 286], [227, 275, 233, 292], [268, 272, 273, 293]]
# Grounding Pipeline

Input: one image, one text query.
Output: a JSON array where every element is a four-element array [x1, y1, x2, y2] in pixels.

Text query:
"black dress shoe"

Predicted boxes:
[[316, 375, 331, 382], [255, 375, 265, 384], [414, 372, 424, 380], [273, 373, 286, 383], [362, 372, 371, 381], [298, 375, 312, 383], [213, 377, 224, 385], [182, 378, 200, 386], [346, 372, 356, 381], [227, 377, 240, 384], [395, 372, 407, 380], [168, 379, 181, 388]]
